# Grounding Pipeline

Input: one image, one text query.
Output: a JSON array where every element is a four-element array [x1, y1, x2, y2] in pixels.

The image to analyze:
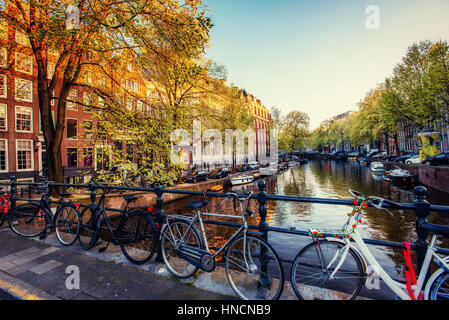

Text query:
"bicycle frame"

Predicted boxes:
[[328, 228, 448, 300], [162, 196, 255, 268]]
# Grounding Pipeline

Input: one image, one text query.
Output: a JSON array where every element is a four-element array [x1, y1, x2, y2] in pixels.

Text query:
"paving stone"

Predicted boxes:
[[6, 259, 41, 276], [0, 261, 16, 271], [13, 247, 41, 257], [39, 247, 60, 256], [8, 252, 43, 265], [30, 260, 63, 275], [0, 254, 18, 264]]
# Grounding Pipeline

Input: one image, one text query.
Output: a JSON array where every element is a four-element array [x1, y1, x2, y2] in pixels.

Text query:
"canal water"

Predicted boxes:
[[163, 159, 449, 299]]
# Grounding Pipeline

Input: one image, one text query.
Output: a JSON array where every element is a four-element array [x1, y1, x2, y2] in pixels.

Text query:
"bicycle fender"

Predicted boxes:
[[424, 267, 446, 300]]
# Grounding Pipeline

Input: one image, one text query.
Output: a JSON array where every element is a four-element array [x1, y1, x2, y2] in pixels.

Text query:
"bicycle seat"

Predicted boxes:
[[419, 222, 449, 239], [188, 201, 208, 209], [123, 195, 138, 203]]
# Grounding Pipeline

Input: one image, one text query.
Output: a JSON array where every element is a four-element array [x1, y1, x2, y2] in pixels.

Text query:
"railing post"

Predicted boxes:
[[155, 185, 165, 263], [413, 186, 430, 273], [88, 181, 98, 210], [10, 176, 16, 211], [257, 180, 272, 288]]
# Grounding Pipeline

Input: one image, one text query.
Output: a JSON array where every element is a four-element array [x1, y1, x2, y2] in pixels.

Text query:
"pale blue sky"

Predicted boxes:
[[205, 0, 449, 128]]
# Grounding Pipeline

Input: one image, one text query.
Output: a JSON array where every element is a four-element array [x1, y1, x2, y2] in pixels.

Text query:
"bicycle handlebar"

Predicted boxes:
[[349, 189, 402, 212]]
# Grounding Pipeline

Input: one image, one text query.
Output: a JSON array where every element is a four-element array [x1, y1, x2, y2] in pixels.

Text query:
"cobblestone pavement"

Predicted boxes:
[[0, 226, 234, 300]]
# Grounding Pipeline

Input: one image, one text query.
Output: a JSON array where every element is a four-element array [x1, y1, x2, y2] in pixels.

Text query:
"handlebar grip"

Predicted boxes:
[[349, 189, 364, 199]]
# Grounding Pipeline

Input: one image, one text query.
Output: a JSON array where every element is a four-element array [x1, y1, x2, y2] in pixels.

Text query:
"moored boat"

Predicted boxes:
[[370, 162, 385, 173], [385, 167, 415, 185], [230, 175, 254, 186], [210, 185, 223, 192], [260, 162, 279, 176]]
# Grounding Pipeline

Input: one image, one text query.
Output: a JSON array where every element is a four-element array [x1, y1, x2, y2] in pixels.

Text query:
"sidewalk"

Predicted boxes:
[[0, 227, 234, 300]]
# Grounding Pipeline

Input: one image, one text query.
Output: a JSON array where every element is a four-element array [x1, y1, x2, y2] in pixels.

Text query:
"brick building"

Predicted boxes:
[[0, 18, 156, 184], [241, 90, 272, 161]]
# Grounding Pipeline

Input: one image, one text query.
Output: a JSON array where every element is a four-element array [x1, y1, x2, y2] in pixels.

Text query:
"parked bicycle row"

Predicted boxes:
[[0, 181, 448, 300]]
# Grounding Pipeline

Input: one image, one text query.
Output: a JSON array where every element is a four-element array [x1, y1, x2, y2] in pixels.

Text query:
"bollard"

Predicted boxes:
[[257, 180, 272, 288], [154, 185, 165, 263], [413, 186, 431, 274], [10, 176, 16, 211]]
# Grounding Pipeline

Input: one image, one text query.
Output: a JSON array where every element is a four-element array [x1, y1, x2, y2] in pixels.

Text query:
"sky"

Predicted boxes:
[[204, 0, 449, 129]]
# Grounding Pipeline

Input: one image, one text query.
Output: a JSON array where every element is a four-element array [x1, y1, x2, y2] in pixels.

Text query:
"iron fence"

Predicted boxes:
[[1, 176, 449, 271]]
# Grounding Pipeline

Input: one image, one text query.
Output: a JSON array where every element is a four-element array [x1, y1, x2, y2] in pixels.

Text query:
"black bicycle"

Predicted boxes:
[[78, 184, 157, 265], [8, 181, 82, 246]]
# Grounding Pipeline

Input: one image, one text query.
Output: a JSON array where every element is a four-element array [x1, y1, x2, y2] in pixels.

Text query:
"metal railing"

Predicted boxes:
[[2, 175, 449, 272]]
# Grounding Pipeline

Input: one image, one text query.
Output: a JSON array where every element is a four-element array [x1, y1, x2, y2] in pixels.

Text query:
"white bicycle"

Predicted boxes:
[[290, 189, 449, 300]]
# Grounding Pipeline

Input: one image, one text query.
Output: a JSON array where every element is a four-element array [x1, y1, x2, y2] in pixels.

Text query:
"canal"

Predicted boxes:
[[163, 159, 449, 299]]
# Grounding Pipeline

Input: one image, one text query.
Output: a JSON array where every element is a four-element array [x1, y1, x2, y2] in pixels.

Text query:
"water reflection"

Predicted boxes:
[[165, 160, 449, 287]]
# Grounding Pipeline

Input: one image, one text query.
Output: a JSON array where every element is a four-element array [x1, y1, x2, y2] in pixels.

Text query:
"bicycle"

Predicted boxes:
[[290, 189, 449, 300], [160, 192, 285, 300], [78, 183, 157, 265], [8, 181, 82, 246], [0, 187, 11, 228]]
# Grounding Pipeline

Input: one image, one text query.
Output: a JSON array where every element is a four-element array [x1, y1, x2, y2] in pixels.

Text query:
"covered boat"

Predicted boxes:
[[385, 167, 415, 185], [230, 175, 254, 186]]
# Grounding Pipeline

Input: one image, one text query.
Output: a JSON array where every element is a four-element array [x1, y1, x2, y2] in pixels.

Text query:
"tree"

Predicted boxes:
[[279, 111, 309, 153], [0, 0, 210, 184]]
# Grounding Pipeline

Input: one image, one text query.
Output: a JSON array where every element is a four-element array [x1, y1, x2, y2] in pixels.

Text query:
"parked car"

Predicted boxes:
[[372, 152, 387, 160], [248, 161, 260, 170], [421, 153, 449, 166], [405, 155, 422, 165], [182, 171, 209, 183], [235, 164, 250, 172], [209, 168, 230, 179], [393, 153, 419, 163]]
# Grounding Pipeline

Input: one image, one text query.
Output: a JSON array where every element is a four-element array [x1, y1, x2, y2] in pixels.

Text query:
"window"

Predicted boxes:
[[15, 52, 33, 74], [15, 106, 32, 132], [0, 74, 7, 98], [67, 148, 77, 167], [0, 48, 7, 68], [0, 21, 8, 40], [83, 148, 93, 167], [83, 92, 95, 112], [0, 104, 6, 131], [126, 96, 134, 111], [67, 118, 77, 140], [15, 78, 33, 102], [137, 100, 144, 113], [16, 140, 33, 171], [0, 139, 7, 172], [15, 30, 30, 47], [83, 120, 92, 140], [50, 89, 55, 106], [47, 63, 55, 80], [67, 89, 78, 110]]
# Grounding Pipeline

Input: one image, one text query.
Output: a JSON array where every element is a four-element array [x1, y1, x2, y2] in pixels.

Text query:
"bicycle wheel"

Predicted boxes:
[[9, 203, 47, 238], [55, 204, 81, 246], [161, 219, 203, 278], [225, 234, 284, 300], [118, 211, 157, 265], [78, 206, 100, 250], [429, 270, 449, 300], [290, 239, 364, 300]]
